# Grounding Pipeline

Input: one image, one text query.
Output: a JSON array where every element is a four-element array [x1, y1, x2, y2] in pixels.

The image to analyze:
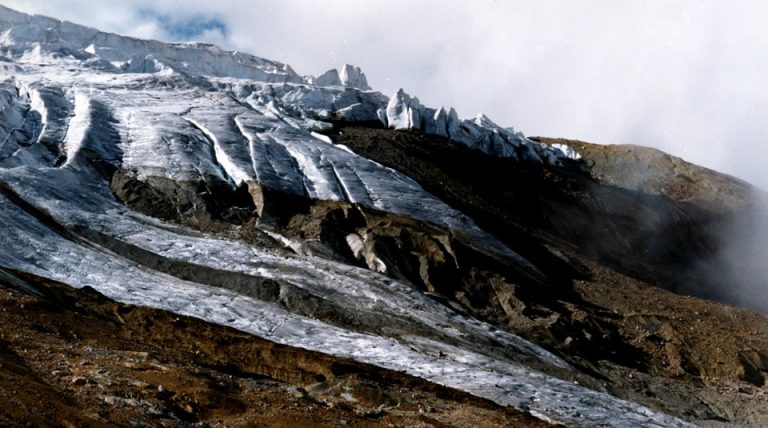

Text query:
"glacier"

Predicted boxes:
[[0, 5, 691, 426]]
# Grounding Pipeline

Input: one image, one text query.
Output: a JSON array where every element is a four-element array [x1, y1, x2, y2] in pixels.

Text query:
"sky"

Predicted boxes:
[[2, 0, 766, 187]]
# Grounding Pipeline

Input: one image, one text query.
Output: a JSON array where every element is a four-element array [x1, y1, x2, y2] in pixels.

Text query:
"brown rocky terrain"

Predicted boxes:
[[532, 137, 753, 214], [319, 126, 768, 424], [0, 267, 549, 428]]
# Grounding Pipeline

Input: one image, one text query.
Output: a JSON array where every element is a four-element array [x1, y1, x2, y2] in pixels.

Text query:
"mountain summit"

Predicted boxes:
[[2, 5, 768, 427]]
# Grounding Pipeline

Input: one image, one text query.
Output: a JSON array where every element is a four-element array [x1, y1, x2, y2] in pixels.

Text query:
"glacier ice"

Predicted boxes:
[[0, 5, 686, 426]]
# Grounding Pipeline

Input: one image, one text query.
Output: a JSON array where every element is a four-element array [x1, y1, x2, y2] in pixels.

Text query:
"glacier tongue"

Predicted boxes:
[[0, 5, 688, 427]]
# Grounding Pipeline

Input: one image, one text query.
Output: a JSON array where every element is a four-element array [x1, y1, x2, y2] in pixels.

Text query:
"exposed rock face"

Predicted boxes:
[[282, 201, 548, 315], [331, 127, 731, 300], [327, 125, 768, 423], [110, 168, 256, 229]]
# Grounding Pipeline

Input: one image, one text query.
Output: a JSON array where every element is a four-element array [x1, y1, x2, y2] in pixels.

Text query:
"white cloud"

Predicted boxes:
[[2, 0, 766, 186]]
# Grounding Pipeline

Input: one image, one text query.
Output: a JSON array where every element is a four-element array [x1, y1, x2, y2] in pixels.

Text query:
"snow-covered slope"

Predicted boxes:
[[0, 5, 689, 426]]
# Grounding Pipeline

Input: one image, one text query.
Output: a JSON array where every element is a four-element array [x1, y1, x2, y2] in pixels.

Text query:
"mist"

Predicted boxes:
[[702, 191, 768, 313]]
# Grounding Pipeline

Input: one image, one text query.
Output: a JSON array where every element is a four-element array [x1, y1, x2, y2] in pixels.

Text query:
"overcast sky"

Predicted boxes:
[[3, 0, 767, 187]]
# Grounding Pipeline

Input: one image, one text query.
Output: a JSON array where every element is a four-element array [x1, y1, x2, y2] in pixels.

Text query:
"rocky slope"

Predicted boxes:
[[2, 4, 768, 427], [0, 267, 547, 428], [327, 126, 768, 424]]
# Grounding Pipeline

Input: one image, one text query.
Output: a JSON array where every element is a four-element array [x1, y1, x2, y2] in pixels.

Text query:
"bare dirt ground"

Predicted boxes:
[[0, 268, 549, 428]]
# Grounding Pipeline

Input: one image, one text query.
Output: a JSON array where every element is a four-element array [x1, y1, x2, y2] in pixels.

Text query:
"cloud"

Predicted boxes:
[[1, 0, 766, 187], [136, 9, 228, 41]]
